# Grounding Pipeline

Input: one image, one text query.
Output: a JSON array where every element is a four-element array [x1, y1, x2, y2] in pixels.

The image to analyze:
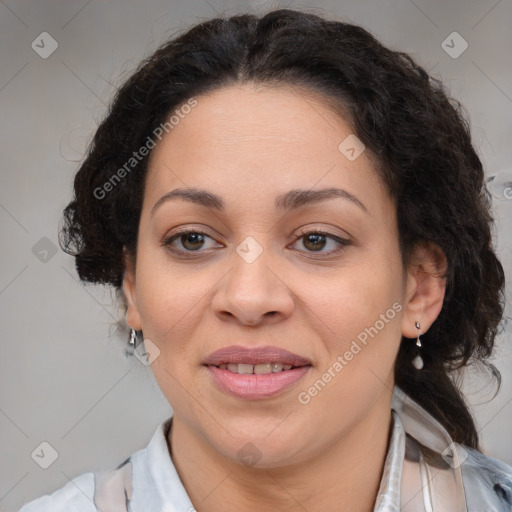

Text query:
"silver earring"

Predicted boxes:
[[412, 321, 424, 370], [415, 321, 422, 347], [129, 328, 142, 347], [124, 328, 141, 358]]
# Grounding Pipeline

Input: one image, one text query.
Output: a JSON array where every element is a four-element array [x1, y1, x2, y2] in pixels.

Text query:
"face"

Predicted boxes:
[[123, 83, 441, 468]]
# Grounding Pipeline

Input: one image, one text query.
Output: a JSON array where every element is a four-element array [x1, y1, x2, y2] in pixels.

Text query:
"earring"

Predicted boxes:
[[129, 328, 141, 347], [412, 321, 424, 370], [415, 321, 422, 347], [124, 328, 141, 358]]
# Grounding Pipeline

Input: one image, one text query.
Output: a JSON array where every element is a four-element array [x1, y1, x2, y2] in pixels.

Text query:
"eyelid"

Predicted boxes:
[[294, 226, 347, 239], [162, 224, 220, 241]]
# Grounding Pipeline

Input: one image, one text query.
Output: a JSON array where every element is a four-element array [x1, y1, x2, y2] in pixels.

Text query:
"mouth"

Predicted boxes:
[[203, 345, 312, 399], [208, 362, 309, 374]]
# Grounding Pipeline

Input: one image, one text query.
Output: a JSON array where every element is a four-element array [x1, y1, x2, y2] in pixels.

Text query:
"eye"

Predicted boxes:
[[291, 229, 351, 254], [161, 228, 350, 256], [162, 230, 222, 253]]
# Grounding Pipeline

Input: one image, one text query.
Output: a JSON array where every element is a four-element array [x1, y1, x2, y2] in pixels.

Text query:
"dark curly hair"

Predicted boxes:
[[59, 8, 505, 449]]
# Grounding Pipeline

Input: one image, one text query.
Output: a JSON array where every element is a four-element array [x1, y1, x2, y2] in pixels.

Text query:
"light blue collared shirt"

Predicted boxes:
[[18, 387, 512, 511]]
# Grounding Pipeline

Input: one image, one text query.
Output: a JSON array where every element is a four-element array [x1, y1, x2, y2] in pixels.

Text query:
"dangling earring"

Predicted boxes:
[[124, 328, 140, 358], [129, 328, 141, 347], [415, 321, 422, 348], [412, 321, 424, 370]]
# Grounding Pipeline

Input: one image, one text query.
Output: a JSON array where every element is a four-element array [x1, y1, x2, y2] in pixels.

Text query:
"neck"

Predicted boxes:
[[168, 395, 393, 512]]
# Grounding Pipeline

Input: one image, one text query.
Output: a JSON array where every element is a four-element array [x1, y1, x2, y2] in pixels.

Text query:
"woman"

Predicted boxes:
[[19, 7, 512, 512]]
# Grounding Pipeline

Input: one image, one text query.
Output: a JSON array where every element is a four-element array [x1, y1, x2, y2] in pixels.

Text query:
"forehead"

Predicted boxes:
[[144, 83, 388, 216], [149, 83, 354, 161]]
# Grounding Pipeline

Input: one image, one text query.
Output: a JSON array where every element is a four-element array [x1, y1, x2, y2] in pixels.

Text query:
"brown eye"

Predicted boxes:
[[162, 230, 220, 253], [293, 230, 350, 254], [180, 232, 206, 251], [302, 233, 327, 251]]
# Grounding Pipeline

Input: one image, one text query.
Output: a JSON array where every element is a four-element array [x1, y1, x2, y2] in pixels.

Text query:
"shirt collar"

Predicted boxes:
[[140, 416, 195, 511], [142, 403, 407, 511], [373, 410, 405, 512]]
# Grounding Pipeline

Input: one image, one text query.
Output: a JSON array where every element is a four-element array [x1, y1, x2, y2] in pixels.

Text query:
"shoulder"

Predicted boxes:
[[16, 418, 174, 512], [392, 387, 512, 510], [461, 446, 512, 509], [18, 472, 96, 512]]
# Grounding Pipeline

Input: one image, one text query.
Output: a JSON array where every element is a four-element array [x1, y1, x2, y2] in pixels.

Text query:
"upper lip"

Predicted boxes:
[[203, 345, 312, 367]]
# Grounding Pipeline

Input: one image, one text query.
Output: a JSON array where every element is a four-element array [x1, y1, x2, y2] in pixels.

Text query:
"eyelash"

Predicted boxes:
[[161, 228, 351, 256]]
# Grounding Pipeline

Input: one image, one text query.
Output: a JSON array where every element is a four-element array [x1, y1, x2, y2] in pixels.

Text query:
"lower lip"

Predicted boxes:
[[206, 365, 311, 399]]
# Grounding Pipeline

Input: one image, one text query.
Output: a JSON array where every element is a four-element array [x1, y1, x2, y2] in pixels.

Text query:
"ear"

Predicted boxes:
[[400, 241, 447, 338], [122, 248, 142, 331]]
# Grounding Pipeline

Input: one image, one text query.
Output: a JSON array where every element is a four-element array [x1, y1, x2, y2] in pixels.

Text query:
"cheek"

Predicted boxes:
[[133, 247, 199, 347], [133, 258, 205, 409], [299, 270, 403, 422], [307, 253, 404, 387], [310, 262, 400, 336]]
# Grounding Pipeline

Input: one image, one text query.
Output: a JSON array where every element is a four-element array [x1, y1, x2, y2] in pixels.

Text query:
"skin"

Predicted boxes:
[[123, 83, 446, 512]]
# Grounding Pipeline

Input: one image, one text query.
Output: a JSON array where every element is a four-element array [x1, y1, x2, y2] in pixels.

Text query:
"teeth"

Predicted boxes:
[[218, 363, 296, 374], [227, 363, 240, 373], [255, 363, 272, 375], [237, 363, 254, 374]]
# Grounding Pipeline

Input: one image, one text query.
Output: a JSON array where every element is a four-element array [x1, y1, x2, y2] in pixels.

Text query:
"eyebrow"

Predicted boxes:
[[150, 186, 368, 217]]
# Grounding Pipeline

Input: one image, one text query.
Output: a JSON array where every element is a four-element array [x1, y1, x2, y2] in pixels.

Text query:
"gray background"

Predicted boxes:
[[1, 0, 511, 510]]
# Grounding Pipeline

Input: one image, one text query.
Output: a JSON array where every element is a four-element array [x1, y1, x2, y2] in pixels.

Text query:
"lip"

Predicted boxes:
[[203, 345, 312, 367], [206, 365, 311, 400], [203, 345, 312, 400]]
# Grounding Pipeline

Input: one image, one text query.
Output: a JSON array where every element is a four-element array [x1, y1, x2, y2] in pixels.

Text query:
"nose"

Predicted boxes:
[[211, 249, 295, 327]]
